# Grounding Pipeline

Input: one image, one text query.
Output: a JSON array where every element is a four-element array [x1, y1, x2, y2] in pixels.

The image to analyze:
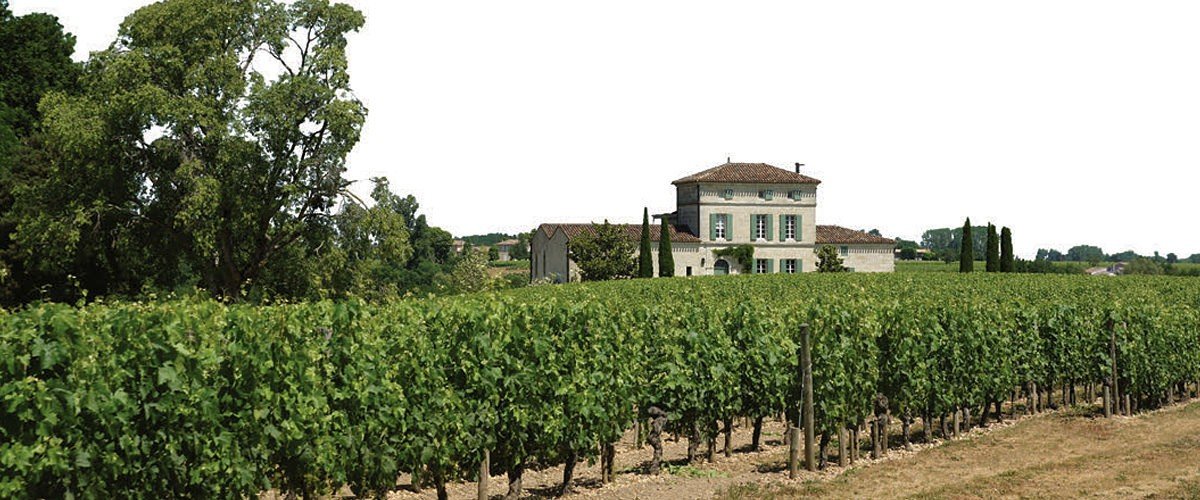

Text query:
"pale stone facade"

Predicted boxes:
[[531, 162, 894, 282]]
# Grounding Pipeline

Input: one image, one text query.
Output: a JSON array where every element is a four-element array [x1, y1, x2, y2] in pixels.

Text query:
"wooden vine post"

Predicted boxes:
[[788, 425, 801, 479], [1109, 318, 1119, 417], [801, 323, 816, 472]]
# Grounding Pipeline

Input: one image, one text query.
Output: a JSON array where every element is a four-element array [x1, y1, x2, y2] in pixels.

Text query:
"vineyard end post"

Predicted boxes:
[[801, 323, 816, 472], [1109, 318, 1119, 416]]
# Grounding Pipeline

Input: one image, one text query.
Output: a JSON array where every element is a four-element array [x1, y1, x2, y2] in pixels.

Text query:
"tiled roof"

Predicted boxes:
[[816, 225, 896, 245], [495, 239, 520, 246], [672, 162, 822, 185], [538, 223, 701, 243]]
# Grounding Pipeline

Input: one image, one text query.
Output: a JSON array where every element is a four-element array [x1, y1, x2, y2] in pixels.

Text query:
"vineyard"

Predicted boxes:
[[3, 274, 1200, 499]]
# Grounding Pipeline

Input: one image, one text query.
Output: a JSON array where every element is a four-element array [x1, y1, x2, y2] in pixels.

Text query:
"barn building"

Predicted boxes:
[[530, 162, 894, 282]]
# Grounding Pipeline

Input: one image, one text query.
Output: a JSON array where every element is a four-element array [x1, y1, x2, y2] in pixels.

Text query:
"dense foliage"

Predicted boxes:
[[959, 218, 974, 272], [658, 217, 674, 277], [816, 245, 847, 272], [638, 208, 653, 278], [568, 220, 635, 281], [3, 273, 1199, 498], [0, 0, 471, 306], [985, 223, 999, 272]]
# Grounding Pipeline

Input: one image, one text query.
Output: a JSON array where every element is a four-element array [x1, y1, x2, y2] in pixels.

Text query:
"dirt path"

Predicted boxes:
[[720, 402, 1200, 500], [382, 399, 1200, 500]]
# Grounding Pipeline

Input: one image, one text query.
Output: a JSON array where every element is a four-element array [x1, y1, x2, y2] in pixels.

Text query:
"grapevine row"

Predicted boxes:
[[1, 274, 1198, 498]]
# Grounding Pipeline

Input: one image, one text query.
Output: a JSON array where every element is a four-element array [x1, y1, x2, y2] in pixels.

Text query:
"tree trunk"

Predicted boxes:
[[818, 432, 831, 469], [504, 465, 523, 500], [751, 416, 764, 451], [433, 468, 448, 500], [923, 412, 933, 443], [723, 418, 733, 457], [687, 421, 700, 464], [873, 414, 883, 458], [706, 420, 717, 462], [851, 426, 860, 462], [902, 417, 912, 451], [603, 443, 615, 483], [560, 450, 578, 495], [838, 427, 848, 467], [648, 406, 666, 474], [411, 467, 423, 493], [648, 405, 667, 472], [881, 413, 889, 456]]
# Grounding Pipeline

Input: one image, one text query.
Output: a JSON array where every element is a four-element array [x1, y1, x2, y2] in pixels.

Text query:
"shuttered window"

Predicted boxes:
[[782, 214, 796, 240], [711, 213, 728, 240], [754, 214, 770, 241]]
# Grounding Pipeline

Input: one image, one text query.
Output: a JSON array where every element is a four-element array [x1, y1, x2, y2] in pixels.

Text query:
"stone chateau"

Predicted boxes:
[[531, 162, 894, 281]]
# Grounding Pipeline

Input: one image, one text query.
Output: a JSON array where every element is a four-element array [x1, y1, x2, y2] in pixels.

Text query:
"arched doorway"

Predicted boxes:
[[714, 259, 730, 275]]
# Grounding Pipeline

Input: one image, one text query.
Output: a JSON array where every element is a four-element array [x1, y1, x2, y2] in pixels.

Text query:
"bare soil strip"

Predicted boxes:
[[378, 400, 1200, 500]]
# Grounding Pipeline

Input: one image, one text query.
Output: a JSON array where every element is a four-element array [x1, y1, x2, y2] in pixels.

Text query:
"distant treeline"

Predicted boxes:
[[905, 227, 1198, 268]]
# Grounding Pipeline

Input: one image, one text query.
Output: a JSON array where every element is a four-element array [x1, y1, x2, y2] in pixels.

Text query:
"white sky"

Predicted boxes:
[[12, 1, 1200, 258]]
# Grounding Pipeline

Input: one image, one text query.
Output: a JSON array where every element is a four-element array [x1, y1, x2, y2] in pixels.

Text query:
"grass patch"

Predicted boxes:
[[664, 464, 729, 478], [717, 482, 812, 500], [1151, 477, 1200, 499]]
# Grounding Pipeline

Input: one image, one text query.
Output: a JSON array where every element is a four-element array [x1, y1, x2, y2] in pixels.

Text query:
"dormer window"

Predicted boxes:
[[722, 188, 734, 200], [789, 190, 802, 201], [759, 189, 774, 201]]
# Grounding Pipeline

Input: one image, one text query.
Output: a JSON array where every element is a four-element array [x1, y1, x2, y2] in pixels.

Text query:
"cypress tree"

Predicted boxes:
[[638, 207, 653, 278], [1000, 227, 1014, 272], [959, 218, 974, 273], [986, 223, 1000, 272], [658, 216, 674, 277]]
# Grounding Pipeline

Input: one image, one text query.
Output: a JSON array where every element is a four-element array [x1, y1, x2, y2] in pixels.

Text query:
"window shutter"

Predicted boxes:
[[725, 214, 733, 241], [767, 259, 774, 273], [797, 215, 803, 241], [779, 215, 786, 241], [798, 259, 804, 273], [709, 213, 716, 240], [778, 259, 785, 273], [765, 214, 773, 241]]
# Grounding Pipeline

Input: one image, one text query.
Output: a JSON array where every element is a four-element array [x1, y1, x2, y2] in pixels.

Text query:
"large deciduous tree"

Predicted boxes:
[[959, 218, 973, 273], [0, 1, 80, 304], [569, 220, 635, 281], [15, 0, 366, 299]]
